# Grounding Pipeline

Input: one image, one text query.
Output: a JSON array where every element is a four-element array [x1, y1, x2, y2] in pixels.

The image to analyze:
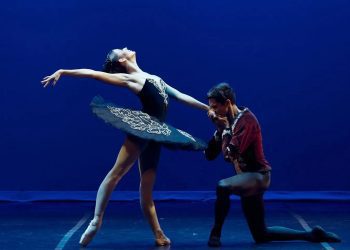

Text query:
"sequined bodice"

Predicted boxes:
[[137, 78, 168, 122]]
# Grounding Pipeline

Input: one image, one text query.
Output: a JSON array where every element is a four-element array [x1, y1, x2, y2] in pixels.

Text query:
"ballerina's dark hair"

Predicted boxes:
[[102, 50, 127, 73], [207, 82, 236, 104]]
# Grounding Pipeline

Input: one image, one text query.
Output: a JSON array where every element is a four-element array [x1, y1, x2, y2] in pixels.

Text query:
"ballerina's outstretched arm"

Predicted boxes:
[[41, 69, 136, 89], [165, 84, 209, 111]]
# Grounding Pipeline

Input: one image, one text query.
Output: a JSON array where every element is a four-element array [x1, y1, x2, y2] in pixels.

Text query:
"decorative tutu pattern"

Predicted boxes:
[[90, 96, 207, 151]]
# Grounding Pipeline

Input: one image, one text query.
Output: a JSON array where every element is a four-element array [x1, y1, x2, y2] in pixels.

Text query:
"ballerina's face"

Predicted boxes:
[[112, 47, 136, 62]]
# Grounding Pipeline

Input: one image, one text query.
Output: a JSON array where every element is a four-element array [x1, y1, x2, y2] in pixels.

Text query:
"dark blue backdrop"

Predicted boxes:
[[1, 0, 349, 191]]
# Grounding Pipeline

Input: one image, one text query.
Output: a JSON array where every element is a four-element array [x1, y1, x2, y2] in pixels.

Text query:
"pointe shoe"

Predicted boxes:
[[310, 226, 341, 243], [79, 219, 102, 247], [155, 229, 171, 246]]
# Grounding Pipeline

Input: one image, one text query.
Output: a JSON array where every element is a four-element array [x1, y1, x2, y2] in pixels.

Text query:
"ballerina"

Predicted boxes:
[[41, 47, 208, 247]]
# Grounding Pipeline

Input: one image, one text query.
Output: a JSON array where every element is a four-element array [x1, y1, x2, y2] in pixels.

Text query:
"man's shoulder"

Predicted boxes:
[[240, 107, 257, 120], [240, 108, 260, 127]]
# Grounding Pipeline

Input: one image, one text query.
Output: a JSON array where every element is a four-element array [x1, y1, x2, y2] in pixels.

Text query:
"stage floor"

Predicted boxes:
[[0, 201, 348, 250]]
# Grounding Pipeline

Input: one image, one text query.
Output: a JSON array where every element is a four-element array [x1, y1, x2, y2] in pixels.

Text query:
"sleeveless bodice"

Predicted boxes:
[[137, 78, 168, 122]]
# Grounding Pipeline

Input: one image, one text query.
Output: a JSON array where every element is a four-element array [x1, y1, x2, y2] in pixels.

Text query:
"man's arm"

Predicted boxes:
[[204, 131, 222, 160]]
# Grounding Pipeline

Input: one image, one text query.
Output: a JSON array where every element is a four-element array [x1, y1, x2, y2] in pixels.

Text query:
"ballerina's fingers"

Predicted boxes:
[[41, 77, 53, 88]]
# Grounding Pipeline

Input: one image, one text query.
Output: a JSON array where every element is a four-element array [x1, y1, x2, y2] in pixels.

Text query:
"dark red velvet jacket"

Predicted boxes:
[[205, 108, 271, 173]]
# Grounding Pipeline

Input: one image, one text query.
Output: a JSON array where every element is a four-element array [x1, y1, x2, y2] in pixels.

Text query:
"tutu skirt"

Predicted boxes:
[[90, 96, 207, 151]]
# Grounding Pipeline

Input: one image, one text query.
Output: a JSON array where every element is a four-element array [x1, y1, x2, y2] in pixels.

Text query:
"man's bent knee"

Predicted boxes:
[[216, 181, 231, 197]]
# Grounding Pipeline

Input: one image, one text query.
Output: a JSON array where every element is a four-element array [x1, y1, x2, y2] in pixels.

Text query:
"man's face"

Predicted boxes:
[[208, 98, 228, 118]]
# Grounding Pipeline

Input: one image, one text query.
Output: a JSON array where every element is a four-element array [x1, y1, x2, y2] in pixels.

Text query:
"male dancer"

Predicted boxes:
[[205, 83, 341, 247]]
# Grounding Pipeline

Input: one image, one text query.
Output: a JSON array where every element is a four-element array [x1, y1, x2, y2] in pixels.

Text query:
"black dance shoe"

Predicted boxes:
[[311, 226, 341, 243]]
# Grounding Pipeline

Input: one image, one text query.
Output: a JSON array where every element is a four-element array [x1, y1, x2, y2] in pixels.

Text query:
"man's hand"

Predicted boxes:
[[233, 159, 243, 174], [208, 110, 230, 131]]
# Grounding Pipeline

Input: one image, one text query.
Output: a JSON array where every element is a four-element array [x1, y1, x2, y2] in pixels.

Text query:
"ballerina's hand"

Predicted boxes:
[[41, 70, 62, 88], [208, 110, 229, 131], [207, 110, 216, 120]]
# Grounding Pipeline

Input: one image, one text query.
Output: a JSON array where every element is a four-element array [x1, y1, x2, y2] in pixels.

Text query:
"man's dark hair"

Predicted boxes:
[[207, 82, 236, 104], [102, 50, 127, 73]]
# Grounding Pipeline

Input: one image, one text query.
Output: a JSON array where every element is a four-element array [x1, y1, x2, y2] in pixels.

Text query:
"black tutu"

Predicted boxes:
[[90, 96, 207, 151]]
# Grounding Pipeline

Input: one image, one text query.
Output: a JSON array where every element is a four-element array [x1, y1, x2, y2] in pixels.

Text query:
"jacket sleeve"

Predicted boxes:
[[204, 131, 222, 161]]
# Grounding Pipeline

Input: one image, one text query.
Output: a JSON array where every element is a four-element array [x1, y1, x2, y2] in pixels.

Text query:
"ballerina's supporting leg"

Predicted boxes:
[[138, 142, 171, 246], [79, 137, 142, 247]]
